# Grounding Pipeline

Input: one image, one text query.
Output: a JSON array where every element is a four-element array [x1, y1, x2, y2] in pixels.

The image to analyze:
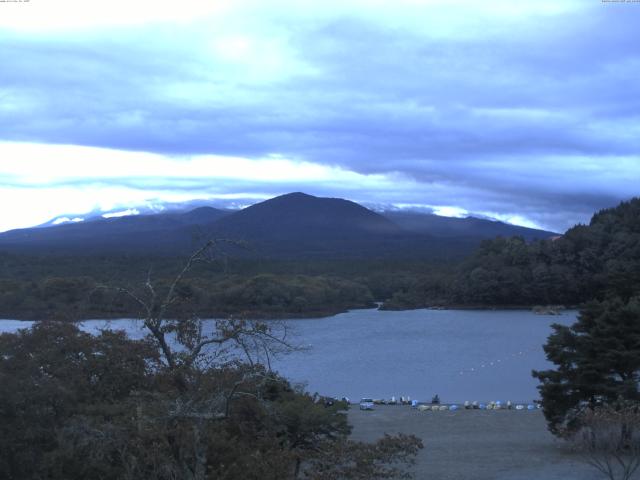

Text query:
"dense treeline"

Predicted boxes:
[[0, 274, 374, 320], [0, 251, 448, 319], [384, 198, 640, 309]]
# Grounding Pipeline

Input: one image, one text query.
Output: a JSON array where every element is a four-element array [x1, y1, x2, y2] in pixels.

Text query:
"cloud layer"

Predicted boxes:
[[1, 0, 639, 232]]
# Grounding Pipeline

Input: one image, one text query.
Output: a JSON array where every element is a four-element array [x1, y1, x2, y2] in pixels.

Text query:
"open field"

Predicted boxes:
[[348, 405, 604, 480]]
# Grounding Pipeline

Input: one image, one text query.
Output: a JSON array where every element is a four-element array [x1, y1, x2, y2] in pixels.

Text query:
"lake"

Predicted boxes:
[[0, 308, 576, 404]]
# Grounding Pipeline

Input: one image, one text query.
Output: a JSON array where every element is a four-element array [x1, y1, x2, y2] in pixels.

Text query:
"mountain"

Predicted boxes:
[[0, 207, 230, 254], [382, 211, 557, 241], [203, 192, 424, 258], [0, 192, 555, 259], [211, 192, 399, 237], [36, 199, 230, 228]]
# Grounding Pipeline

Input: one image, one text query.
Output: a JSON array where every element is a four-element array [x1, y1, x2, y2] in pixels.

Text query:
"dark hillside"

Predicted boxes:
[[205, 192, 438, 258], [0, 193, 557, 260], [213, 192, 400, 237], [0, 193, 477, 259], [383, 211, 556, 241], [0, 207, 230, 255]]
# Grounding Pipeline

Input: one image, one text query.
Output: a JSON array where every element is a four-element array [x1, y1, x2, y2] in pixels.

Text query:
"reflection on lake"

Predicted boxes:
[[0, 308, 576, 403]]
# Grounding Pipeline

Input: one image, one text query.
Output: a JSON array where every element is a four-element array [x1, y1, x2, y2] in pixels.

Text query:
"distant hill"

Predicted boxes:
[[0, 192, 555, 259], [36, 199, 228, 228], [382, 211, 557, 241], [0, 207, 230, 255]]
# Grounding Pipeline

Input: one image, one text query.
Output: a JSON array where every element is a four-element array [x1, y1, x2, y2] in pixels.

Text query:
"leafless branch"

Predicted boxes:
[[572, 403, 640, 480]]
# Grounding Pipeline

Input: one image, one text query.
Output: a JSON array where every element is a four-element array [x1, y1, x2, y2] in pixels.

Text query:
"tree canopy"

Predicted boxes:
[[0, 320, 423, 480], [533, 297, 640, 435]]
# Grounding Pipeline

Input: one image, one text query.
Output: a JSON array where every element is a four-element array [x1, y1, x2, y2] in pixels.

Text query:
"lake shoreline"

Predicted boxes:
[[382, 303, 578, 313], [0, 304, 578, 323], [0, 307, 357, 323]]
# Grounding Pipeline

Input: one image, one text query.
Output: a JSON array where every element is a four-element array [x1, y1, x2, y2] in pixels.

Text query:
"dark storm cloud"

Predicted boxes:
[[0, 1, 638, 231]]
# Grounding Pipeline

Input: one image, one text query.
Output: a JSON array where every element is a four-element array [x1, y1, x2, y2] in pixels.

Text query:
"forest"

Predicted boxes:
[[0, 252, 440, 320]]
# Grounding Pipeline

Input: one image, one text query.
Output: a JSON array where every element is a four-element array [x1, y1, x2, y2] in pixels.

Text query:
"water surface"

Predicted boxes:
[[272, 308, 576, 403], [0, 309, 576, 403]]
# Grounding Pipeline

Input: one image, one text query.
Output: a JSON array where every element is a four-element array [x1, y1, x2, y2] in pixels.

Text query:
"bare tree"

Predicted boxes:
[[571, 403, 640, 480], [112, 240, 299, 480], [115, 240, 296, 374]]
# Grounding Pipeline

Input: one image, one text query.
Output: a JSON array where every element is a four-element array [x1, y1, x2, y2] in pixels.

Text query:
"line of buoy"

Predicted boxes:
[[457, 346, 539, 376]]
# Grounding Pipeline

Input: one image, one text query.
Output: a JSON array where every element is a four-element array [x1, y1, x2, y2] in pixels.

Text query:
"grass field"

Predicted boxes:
[[348, 405, 605, 480]]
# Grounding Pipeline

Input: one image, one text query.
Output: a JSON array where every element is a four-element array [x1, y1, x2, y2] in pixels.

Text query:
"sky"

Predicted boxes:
[[0, 0, 639, 233]]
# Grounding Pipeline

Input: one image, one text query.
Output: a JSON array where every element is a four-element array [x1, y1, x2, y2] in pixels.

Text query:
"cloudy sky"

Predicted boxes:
[[1, 0, 639, 233]]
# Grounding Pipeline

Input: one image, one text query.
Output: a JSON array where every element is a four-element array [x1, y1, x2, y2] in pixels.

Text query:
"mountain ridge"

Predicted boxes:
[[382, 210, 555, 241], [0, 193, 557, 258]]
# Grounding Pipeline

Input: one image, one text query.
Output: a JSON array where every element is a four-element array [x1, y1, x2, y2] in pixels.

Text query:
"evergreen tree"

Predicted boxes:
[[533, 297, 640, 435]]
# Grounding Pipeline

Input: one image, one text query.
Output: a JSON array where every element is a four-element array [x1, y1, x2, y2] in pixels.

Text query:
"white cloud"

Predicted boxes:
[[476, 212, 543, 230], [51, 217, 84, 225], [431, 206, 468, 218], [102, 209, 140, 219], [0, 142, 384, 184], [0, 141, 402, 232], [0, 0, 232, 31], [0, 0, 583, 35]]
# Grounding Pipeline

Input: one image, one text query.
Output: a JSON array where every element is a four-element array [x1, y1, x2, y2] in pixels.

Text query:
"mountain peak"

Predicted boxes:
[[261, 192, 320, 204], [211, 192, 401, 239], [278, 192, 313, 199]]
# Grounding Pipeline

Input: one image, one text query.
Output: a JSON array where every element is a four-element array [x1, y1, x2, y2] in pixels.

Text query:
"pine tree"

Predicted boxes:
[[533, 296, 640, 435]]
